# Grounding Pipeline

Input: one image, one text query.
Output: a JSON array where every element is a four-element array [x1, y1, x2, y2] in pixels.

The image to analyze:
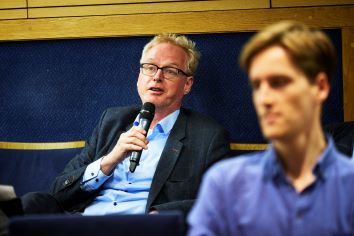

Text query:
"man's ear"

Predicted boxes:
[[184, 76, 194, 94], [315, 72, 330, 103]]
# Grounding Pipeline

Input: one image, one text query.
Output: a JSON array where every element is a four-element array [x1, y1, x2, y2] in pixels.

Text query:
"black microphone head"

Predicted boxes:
[[140, 102, 155, 121]]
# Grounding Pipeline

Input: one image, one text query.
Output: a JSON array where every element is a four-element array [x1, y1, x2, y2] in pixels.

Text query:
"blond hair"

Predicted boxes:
[[140, 33, 200, 76], [239, 21, 336, 84]]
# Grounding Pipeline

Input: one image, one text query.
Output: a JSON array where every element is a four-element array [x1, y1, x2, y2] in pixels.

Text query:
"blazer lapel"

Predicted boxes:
[[146, 110, 187, 210]]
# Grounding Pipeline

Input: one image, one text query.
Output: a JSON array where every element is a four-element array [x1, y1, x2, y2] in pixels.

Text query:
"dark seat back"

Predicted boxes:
[[9, 212, 184, 236]]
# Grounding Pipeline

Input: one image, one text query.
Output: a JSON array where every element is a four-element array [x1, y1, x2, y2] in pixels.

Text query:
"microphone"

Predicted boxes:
[[129, 102, 155, 172]]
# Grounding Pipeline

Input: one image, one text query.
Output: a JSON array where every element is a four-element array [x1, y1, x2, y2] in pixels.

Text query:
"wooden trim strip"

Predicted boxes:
[[28, 0, 197, 8], [0, 9, 27, 20], [0, 0, 26, 9], [0, 141, 86, 150], [230, 143, 268, 151], [28, 0, 268, 8], [0, 141, 268, 151], [272, 0, 354, 8], [28, 0, 269, 19]]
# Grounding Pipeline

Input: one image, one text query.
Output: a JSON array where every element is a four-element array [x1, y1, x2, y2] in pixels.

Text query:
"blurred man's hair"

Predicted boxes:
[[239, 21, 336, 84]]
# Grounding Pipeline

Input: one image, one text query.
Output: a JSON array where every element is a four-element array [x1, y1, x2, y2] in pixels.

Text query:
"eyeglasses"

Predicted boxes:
[[140, 63, 189, 80]]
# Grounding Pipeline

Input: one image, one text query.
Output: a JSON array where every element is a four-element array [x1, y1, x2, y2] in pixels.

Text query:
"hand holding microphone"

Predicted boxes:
[[99, 102, 155, 175]]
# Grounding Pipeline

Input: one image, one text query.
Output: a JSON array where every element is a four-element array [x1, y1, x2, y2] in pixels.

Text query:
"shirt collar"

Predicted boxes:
[[153, 109, 180, 135], [133, 109, 180, 135], [263, 144, 282, 180], [264, 135, 336, 181], [313, 135, 336, 179]]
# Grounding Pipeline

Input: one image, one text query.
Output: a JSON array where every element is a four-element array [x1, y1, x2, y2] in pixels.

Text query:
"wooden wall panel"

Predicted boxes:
[[342, 27, 354, 121], [0, 9, 27, 20], [0, 6, 352, 41], [28, 0, 269, 18], [272, 0, 354, 7], [0, 0, 26, 9]]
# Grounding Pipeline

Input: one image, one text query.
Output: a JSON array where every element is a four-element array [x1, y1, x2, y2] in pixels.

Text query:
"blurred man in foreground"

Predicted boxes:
[[188, 21, 354, 235]]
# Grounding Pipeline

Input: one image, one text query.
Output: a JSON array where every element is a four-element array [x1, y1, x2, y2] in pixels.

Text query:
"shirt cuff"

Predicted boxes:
[[80, 157, 111, 191]]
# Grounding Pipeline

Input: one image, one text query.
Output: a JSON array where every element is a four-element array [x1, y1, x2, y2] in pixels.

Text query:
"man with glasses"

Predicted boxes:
[[21, 33, 230, 216]]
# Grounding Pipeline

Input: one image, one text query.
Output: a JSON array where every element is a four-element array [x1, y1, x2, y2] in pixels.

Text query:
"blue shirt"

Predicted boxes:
[[81, 110, 180, 215], [188, 137, 354, 236]]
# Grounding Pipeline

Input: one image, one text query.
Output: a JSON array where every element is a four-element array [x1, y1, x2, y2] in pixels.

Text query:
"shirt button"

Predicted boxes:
[[113, 202, 117, 206], [91, 172, 94, 176], [95, 179, 99, 182], [128, 182, 132, 184]]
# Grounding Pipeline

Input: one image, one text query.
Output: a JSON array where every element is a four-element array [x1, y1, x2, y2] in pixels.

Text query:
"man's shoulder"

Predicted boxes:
[[105, 105, 140, 115], [207, 151, 267, 181], [215, 151, 267, 168], [102, 106, 140, 121], [180, 107, 226, 130], [332, 150, 354, 176], [93, 106, 140, 131]]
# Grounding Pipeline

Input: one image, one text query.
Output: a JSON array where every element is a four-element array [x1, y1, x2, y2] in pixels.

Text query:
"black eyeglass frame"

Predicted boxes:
[[140, 63, 190, 78]]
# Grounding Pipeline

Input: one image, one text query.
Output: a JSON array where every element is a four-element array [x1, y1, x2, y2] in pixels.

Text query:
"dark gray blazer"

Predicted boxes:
[[50, 106, 230, 215]]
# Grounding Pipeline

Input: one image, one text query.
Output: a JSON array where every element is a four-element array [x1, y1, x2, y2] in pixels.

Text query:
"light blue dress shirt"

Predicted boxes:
[[81, 109, 180, 215]]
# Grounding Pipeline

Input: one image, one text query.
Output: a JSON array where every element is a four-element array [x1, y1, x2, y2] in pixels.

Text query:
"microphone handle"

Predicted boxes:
[[129, 118, 151, 172]]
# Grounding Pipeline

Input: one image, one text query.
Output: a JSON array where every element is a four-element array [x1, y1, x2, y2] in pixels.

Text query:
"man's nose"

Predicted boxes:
[[257, 83, 274, 105], [152, 68, 163, 81]]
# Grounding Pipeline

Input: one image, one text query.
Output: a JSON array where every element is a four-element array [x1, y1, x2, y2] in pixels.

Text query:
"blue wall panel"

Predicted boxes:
[[0, 31, 343, 143]]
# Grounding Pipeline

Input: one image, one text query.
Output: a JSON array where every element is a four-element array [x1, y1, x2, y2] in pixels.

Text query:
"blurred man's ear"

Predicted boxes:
[[315, 72, 330, 103]]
